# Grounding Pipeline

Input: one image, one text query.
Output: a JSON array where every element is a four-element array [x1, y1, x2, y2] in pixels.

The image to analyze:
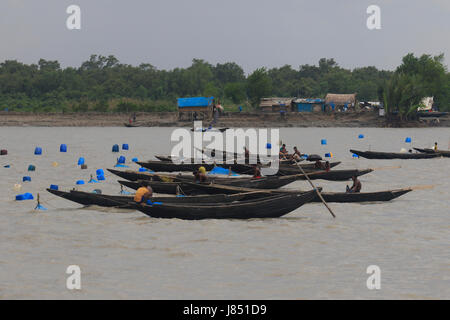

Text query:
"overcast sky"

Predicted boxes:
[[0, 0, 449, 73]]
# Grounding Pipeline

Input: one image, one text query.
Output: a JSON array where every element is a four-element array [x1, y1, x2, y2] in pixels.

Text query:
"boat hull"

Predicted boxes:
[[350, 149, 441, 159]]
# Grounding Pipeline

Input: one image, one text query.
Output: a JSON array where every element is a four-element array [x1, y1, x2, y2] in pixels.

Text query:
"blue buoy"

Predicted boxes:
[[122, 144, 129, 150], [97, 175, 105, 181], [28, 165, 36, 171], [96, 169, 104, 176], [22, 176, 31, 182], [16, 193, 34, 201], [78, 157, 85, 165], [321, 139, 327, 145], [50, 184, 59, 190], [266, 143, 272, 149], [34, 147, 42, 155], [112, 144, 119, 152], [76, 180, 85, 185], [358, 134, 364, 139], [405, 137, 412, 143], [117, 156, 126, 164], [35, 204, 47, 210], [352, 153, 359, 158], [4, 164, 10, 168], [325, 153, 331, 158], [132, 157, 138, 162], [60, 144, 67, 152], [138, 167, 148, 172]]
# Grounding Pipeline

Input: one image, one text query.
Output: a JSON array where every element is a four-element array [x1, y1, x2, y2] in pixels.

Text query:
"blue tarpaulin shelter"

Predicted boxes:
[[177, 97, 214, 108]]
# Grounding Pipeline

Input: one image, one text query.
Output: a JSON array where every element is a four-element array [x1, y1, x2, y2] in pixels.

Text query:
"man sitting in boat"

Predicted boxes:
[[194, 166, 208, 183], [292, 146, 302, 161], [253, 165, 262, 178], [346, 175, 361, 193], [279, 144, 288, 159], [314, 160, 330, 171], [134, 181, 153, 203]]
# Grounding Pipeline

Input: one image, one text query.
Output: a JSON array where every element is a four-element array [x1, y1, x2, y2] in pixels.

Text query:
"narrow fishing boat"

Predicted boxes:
[[133, 191, 317, 220], [350, 149, 442, 159], [310, 188, 412, 203], [116, 174, 304, 194], [413, 148, 450, 158], [46, 189, 252, 207]]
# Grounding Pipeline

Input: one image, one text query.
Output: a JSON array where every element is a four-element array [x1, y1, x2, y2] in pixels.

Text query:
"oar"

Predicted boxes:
[[409, 184, 435, 190], [371, 165, 402, 171], [293, 162, 336, 218]]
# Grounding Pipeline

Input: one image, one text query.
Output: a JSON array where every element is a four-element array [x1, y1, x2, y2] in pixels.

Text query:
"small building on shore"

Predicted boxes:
[[259, 97, 293, 112], [324, 93, 357, 112], [177, 96, 214, 121], [292, 98, 325, 112]]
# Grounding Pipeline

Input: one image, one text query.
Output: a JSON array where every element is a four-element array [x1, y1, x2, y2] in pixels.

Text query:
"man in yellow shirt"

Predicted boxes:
[[134, 181, 153, 203]]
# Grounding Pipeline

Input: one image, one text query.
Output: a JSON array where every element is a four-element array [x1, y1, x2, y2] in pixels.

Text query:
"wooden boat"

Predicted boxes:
[[413, 148, 450, 158], [310, 188, 412, 203], [133, 191, 317, 220], [116, 174, 304, 195], [46, 189, 251, 207], [124, 122, 143, 127], [190, 127, 229, 132], [417, 111, 448, 118], [137, 160, 255, 174], [350, 149, 442, 160], [136, 160, 342, 175]]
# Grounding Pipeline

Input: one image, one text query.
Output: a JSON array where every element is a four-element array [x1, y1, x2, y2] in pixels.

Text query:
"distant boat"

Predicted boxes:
[[350, 149, 442, 159], [124, 122, 142, 127]]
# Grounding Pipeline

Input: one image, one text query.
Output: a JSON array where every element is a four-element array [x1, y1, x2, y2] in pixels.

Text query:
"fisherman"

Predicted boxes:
[[253, 165, 262, 178], [292, 146, 302, 161], [244, 147, 250, 162], [346, 175, 361, 193], [134, 181, 153, 203], [434, 142, 438, 151], [279, 144, 288, 159], [132, 112, 137, 123], [324, 161, 331, 172], [194, 166, 208, 183]]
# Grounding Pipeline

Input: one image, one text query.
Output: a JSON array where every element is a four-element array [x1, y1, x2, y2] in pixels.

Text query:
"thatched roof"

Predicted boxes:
[[325, 93, 356, 105]]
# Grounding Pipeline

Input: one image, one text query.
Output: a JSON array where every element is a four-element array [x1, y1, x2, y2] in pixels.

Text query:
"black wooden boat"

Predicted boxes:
[[46, 189, 251, 207], [117, 174, 303, 195], [137, 160, 257, 174], [310, 188, 412, 203], [350, 149, 442, 159], [413, 148, 450, 158], [133, 191, 317, 220]]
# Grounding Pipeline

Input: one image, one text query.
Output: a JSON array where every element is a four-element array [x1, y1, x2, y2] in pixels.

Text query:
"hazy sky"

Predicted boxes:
[[1, 0, 449, 73]]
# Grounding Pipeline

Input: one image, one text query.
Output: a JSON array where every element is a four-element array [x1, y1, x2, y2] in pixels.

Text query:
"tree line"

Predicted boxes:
[[0, 53, 448, 114]]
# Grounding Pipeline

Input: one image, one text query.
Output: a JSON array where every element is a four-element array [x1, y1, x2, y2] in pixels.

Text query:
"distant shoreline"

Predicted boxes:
[[0, 111, 449, 128]]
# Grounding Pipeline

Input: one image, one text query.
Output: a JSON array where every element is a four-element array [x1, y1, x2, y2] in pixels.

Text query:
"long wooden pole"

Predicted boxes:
[[294, 161, 336, 218]]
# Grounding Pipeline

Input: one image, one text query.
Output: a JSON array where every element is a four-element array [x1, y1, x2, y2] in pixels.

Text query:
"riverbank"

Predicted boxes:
[[0, 111, 449, 127]]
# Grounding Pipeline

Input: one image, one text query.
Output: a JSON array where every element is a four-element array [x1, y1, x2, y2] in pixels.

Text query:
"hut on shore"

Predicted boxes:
[[324, 93, 357, 112], [259, 97, 294, 112], [292, 98, 325, 112], [177, 96, 214, 121]]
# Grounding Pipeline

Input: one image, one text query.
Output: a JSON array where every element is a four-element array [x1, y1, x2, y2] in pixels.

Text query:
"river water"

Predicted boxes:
[[0, 127, 449, 299]]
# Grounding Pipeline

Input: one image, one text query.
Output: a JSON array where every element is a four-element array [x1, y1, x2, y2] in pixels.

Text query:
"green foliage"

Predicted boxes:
[[384, 53, 449, 117], [247, 68, 272, 107], [0, 54, 448, 113]]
